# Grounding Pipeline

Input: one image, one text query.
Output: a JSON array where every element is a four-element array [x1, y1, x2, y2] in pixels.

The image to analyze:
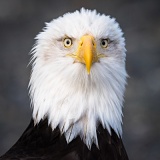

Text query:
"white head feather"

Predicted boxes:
[[29, 8, 127, 148]]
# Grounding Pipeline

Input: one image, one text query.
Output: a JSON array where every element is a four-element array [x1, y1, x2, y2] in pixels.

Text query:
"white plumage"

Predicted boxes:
[[29, 8, 127, 148]]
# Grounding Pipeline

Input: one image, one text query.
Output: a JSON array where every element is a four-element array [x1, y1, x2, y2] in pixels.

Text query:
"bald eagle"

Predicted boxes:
[[0, 9, 129, 160]]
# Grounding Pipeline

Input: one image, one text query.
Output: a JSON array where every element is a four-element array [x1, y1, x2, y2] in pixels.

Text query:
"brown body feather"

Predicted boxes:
[[0, 118, 128, 160]]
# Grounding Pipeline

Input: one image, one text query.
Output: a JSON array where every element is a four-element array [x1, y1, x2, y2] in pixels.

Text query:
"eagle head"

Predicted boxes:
[[29, 8, 127, 148]]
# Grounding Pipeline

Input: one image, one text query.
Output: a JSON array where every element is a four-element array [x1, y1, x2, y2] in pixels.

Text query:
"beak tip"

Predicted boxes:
[[86, 68, 91, 75]]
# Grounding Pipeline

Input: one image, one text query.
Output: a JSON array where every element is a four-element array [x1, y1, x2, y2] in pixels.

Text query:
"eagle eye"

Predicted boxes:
[[100, 39, 108, 48], [63, 38, 72, 48]]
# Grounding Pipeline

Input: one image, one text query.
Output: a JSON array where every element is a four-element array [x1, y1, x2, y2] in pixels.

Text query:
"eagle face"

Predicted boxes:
[[29, 8, 127, 148]]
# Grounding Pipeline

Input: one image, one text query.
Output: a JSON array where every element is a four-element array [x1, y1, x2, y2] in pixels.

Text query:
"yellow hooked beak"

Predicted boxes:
[[67, 35, 98, 74]]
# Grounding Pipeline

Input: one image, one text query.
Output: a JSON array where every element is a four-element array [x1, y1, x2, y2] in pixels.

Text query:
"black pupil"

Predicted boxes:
[[102, 40, 106, 46], [66, 40, 70, 45]]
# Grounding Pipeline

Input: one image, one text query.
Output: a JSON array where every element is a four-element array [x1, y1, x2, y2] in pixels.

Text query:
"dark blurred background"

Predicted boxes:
[[0, 0, 160, 159]]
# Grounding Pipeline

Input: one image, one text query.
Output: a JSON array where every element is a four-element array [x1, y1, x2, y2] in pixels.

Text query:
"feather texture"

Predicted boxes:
[[29, 8, 127, 148], [1, 118, 129, 160]]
